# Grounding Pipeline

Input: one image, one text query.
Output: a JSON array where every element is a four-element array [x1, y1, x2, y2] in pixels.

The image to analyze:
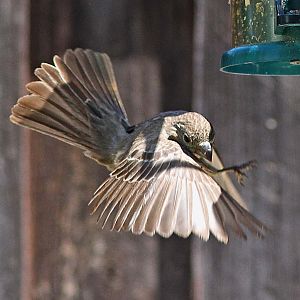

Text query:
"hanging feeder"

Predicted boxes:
[[221, 0, 300, 75]]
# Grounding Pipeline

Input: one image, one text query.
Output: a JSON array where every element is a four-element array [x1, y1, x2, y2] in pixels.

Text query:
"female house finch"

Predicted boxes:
[[10, 49, 265, 243]]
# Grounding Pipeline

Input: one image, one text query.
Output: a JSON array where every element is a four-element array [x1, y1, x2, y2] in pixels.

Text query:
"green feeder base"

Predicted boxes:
[[221, 41, 300, 76]]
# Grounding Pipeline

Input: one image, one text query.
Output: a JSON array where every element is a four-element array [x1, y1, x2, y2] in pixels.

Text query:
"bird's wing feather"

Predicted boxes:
[[89, 140, 265, 243], [212, 148, 247, 209]]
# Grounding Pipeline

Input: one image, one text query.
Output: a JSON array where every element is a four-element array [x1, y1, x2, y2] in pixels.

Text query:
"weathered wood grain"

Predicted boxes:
[[193, 1, 300, 299], [0, 0, 28, 299], [4, 1, 298, 299]]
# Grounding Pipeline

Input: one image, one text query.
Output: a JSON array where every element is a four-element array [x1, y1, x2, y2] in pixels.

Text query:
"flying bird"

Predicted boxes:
[[10, 49, 266, 243]]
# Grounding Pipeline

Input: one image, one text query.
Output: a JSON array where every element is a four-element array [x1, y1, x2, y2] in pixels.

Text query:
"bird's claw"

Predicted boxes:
[[234, 169, 247, 186], [233, 160, 257, 186]]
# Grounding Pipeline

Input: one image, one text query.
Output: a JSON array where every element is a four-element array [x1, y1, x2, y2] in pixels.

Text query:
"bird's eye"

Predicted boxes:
[[183, 134, 191, 143]]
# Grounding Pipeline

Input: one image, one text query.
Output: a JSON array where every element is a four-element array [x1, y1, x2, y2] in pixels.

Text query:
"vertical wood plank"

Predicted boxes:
[[148, 2, 194, 299], [193, 1, 300, 299], [27, 1, 75, 298], [0, 0, 28, 299]]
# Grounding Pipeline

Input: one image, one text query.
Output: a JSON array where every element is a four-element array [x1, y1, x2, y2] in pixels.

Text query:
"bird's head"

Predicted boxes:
[[168, 112, 215, 161]]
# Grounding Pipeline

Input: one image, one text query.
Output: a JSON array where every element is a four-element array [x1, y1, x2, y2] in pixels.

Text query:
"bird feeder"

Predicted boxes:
[[221, 0, 300, 75]]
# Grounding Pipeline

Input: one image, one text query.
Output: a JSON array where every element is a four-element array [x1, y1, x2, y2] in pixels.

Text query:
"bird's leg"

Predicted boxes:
[[199, 158, 257, 185], [217, 160, 257, 185]]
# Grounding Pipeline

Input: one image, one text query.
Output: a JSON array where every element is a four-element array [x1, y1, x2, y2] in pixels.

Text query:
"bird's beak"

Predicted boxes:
[[199, 141, 212, 161]]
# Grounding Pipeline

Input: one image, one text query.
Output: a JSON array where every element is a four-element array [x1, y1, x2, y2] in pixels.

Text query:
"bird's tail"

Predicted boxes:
[[10, 49, 130, 165]]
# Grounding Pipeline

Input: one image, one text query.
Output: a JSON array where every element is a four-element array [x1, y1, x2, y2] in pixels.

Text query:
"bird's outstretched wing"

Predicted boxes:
[[10, 49, 130, 166], [89, 139, 265, 243]]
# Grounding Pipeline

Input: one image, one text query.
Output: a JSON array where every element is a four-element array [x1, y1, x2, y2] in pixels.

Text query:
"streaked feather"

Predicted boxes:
[[157, 167, 181, 237], [192, 181, 210, 240], [145, 170, 172, 235]]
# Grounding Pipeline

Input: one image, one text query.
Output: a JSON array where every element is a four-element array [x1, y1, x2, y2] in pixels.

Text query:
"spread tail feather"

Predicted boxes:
[[10, 49, 130, 165]]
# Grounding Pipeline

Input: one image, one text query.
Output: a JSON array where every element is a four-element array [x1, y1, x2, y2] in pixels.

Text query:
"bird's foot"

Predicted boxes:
[[218, 160, 257, 185], [231, 160, 257, 186]]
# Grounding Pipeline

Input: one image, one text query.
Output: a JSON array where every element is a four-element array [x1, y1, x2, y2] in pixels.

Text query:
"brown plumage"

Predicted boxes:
[[10, 48, 266, 243]]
